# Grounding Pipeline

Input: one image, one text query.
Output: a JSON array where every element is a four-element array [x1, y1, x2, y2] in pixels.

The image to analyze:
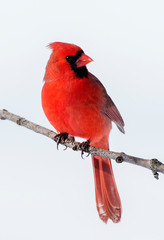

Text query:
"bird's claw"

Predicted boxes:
[[54, 132, 69, 149], [79, 140, 90, 159], [54, 133, 75, 150]]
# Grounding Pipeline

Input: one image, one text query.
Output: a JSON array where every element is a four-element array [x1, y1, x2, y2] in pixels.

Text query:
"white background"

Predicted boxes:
[[0, 0, 164, 239]]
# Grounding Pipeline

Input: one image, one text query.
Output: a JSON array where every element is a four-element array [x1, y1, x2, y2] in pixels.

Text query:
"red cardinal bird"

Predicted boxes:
[[42, 42, 125, 223]]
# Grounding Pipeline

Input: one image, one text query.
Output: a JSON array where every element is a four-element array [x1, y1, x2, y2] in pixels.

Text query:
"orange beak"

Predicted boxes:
[[76, 54, 93, 68]]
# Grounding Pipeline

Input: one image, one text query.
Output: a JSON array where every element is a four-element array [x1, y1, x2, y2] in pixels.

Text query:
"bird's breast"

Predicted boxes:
[[41, 78, 111, 141]]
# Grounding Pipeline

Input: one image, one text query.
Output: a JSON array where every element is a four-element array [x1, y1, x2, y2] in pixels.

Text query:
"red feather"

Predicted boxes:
[[42, 42, 125, 223]]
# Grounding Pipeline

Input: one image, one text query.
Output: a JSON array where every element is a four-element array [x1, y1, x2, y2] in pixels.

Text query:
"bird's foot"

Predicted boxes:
[[54, 132, 69, 149], [63, 135, 75, 150], [54, 133, 75, 150], [79, 140, 90, 158]]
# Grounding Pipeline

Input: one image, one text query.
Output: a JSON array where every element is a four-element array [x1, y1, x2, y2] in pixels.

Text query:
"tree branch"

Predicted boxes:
[[0, 109, 164, 179]]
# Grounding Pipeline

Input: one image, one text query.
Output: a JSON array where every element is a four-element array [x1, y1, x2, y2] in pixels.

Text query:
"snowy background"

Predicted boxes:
[[0, 0, 164, 239]]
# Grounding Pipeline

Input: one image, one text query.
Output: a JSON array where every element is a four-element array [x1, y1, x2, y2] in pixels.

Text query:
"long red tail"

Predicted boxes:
[[92, 149, 121, 223]]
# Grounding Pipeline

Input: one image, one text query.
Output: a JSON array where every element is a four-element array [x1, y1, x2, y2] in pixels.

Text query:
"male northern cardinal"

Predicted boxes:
[[42, 42, 125, 223]]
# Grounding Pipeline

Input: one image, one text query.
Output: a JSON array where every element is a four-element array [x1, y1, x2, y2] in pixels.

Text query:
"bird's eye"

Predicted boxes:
[[66, 56, 73, 63]]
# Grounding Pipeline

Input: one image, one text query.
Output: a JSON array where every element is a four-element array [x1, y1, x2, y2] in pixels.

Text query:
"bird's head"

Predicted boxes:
[[44, 42, 93, 81]]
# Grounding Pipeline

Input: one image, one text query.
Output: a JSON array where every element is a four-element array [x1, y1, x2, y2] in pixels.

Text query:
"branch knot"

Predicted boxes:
[[16, 118, 26, 125], [150, 159, 162, 180], [116, 156, 124, 163]]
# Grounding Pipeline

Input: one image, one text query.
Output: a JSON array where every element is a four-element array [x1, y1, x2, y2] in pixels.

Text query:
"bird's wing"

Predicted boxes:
[[105, 95, 125, 133], [88, 72, 125, 133]]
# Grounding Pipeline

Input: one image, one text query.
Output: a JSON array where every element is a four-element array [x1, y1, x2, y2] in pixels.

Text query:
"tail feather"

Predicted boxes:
[[92, 155, 121, 223]]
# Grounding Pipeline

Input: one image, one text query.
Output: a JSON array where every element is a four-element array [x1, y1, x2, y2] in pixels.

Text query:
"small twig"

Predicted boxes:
[[0, 109, 164, 178]]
